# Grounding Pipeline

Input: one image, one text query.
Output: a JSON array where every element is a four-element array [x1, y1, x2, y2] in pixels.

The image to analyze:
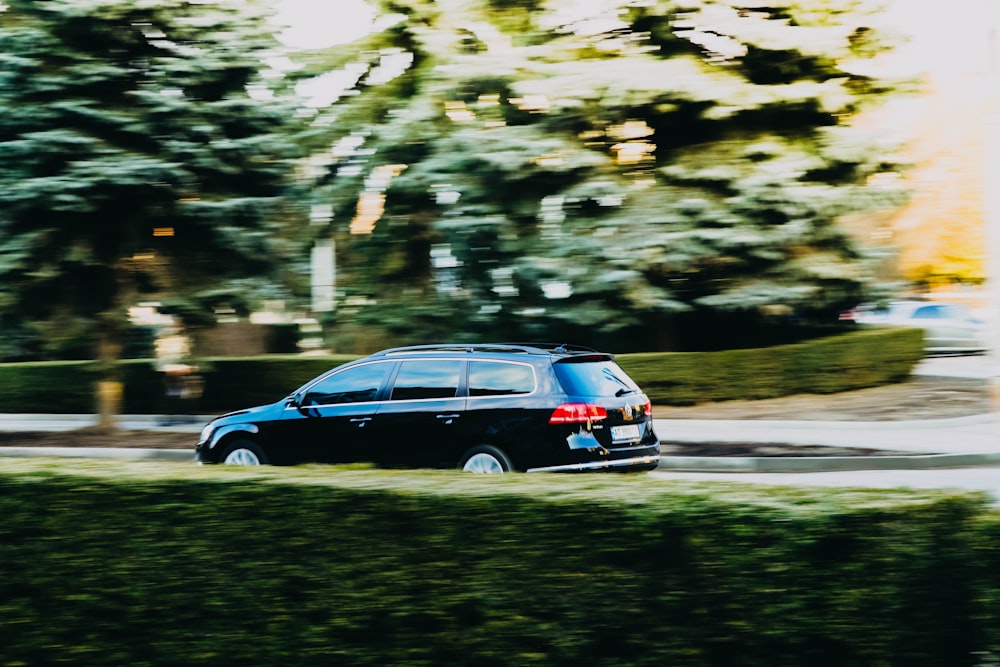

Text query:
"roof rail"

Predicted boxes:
[[373, 343, 540, 356], [371, 343, 598, 356], [500, 342, 599, 354]]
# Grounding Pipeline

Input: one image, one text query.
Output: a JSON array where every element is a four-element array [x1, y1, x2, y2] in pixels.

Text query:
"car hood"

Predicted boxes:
[[213, 400, 286, 425]]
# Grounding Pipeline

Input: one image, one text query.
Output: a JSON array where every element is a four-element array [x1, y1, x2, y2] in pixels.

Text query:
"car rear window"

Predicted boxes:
[[553, 360, 640, 398]]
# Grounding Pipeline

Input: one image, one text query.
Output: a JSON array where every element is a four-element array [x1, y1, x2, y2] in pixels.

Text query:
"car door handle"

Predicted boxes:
[[350, 417, 372, 428], [437, 413, 460, 424]]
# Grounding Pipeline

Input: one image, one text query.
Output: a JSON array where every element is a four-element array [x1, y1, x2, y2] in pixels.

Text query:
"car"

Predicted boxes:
[[196, 343, 661, 473], [844, 300, 989, 354]]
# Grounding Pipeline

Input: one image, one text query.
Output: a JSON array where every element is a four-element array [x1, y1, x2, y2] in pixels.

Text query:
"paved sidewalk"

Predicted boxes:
[[0, 413, 207, 433], [654, 413, 999, 454], [0, 414, 203, 462], [0, 445, 194, 462], [914, 354, 1000, 379]]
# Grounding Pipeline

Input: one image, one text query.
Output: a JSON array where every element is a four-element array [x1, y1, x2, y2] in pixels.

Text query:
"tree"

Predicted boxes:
[[299, 0, 908, 351], [882, 77, 987, 288], [839, 0, 994, 290], [0, 0, 306, 424]]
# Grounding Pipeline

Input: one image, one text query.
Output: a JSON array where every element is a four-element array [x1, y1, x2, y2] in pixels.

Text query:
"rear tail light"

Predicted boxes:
[[644, 398, 652, 417], [549, 403, 608, 424]]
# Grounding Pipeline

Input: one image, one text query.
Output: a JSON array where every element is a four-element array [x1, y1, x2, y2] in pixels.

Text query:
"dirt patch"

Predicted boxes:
[[0, 428, 194, 450], [659, 442, 922, 458], [652, 375, 992, 422]]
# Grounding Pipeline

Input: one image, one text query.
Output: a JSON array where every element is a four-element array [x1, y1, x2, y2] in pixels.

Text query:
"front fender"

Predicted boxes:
[[206, 423, 261, 451]]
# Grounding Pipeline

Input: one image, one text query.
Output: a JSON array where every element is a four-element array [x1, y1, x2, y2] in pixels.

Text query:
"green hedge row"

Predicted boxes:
[[0, 327, 923, 413], [618, 326, 924, 405], [0, 459, 995, 667], [0, 355, 357, 414]]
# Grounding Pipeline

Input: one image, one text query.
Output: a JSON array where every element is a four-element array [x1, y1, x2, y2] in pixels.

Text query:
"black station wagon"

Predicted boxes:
[[196, 343, 661, 473]]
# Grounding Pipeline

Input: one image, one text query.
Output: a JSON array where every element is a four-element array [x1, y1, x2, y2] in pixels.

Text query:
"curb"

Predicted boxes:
[[0, 414, 215, 423], [0, 447, 195, 462], [655, 412, 998, 431], [657, 452, 1000, 473]]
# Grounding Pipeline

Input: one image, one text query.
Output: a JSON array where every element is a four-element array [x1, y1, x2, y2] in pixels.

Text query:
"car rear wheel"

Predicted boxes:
[[220, 439, 269, 466], [460, 445, 513, 474]]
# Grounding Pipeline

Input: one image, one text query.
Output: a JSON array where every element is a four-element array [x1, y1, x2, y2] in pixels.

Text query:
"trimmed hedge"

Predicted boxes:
[[192, 354, 358, 413], [0, 360, 99, 413], [0, 327, 923, 413], [0, 355, 358, 414], [0, 459, 993, 667], [618, 326, 924, 405]]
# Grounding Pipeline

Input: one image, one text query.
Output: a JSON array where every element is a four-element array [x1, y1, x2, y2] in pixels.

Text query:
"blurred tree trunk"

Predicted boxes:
[[95, 315, 123, 432]]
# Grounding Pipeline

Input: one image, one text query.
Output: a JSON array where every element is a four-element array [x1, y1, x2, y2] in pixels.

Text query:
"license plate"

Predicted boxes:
[[610, 424, 641, 443]]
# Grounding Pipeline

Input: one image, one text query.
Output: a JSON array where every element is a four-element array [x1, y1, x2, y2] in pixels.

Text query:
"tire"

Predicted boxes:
[[459, 445, 513, 474], [220, 438, 269, 466]]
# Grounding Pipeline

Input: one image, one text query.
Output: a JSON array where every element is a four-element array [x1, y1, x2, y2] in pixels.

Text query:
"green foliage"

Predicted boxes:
[[972, 512, 1000, 659], [303, 0, 907, 347], [0, 460, 993, 666], [620, 324, 922, 404], [0, 0, 307, 363], [0, 360, 100, 412], [194, 355, 357, 412]]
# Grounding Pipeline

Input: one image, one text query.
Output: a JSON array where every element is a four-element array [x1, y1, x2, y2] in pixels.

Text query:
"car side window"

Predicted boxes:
[[468, 361, 535, 396], [389, 360, 462, 401], [302, 362, 390, 406]]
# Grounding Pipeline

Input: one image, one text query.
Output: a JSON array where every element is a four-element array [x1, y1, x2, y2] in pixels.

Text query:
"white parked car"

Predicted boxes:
[[846, 300, 989, 355]]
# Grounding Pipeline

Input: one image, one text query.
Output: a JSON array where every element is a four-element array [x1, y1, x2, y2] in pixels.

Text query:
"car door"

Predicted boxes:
[[371, 358, 466, 469], [277, 360, 395, 464], [460, 359, 543, 467]]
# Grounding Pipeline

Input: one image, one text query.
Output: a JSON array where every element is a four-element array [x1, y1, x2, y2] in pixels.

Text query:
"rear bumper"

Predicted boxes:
[[526, 454, 661, 473]]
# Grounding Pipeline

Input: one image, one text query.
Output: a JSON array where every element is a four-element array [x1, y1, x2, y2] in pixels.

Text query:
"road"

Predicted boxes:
[[3, 354, 997, 496], [648, 354, 1000, 500]]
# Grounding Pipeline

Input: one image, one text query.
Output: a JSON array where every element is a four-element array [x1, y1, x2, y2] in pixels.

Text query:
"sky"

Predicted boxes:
[[875, 0, 1000, 77], [273, 0, 374, 49], [271, 0, 1000, 72], [271, 0, 636, 49]]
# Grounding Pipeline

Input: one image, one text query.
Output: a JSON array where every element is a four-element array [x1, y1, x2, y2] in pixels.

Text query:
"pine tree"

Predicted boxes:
[[301, 0, 907, 351], [0, 0, 306, 423]]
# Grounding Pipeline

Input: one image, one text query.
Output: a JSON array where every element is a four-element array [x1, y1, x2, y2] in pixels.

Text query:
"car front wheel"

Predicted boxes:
[[460, 445, 513, 474], [220, 439, 269, 466]]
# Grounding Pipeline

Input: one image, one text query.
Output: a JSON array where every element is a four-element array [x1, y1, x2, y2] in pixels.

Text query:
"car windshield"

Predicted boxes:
[[553, 360, 640, 398]]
